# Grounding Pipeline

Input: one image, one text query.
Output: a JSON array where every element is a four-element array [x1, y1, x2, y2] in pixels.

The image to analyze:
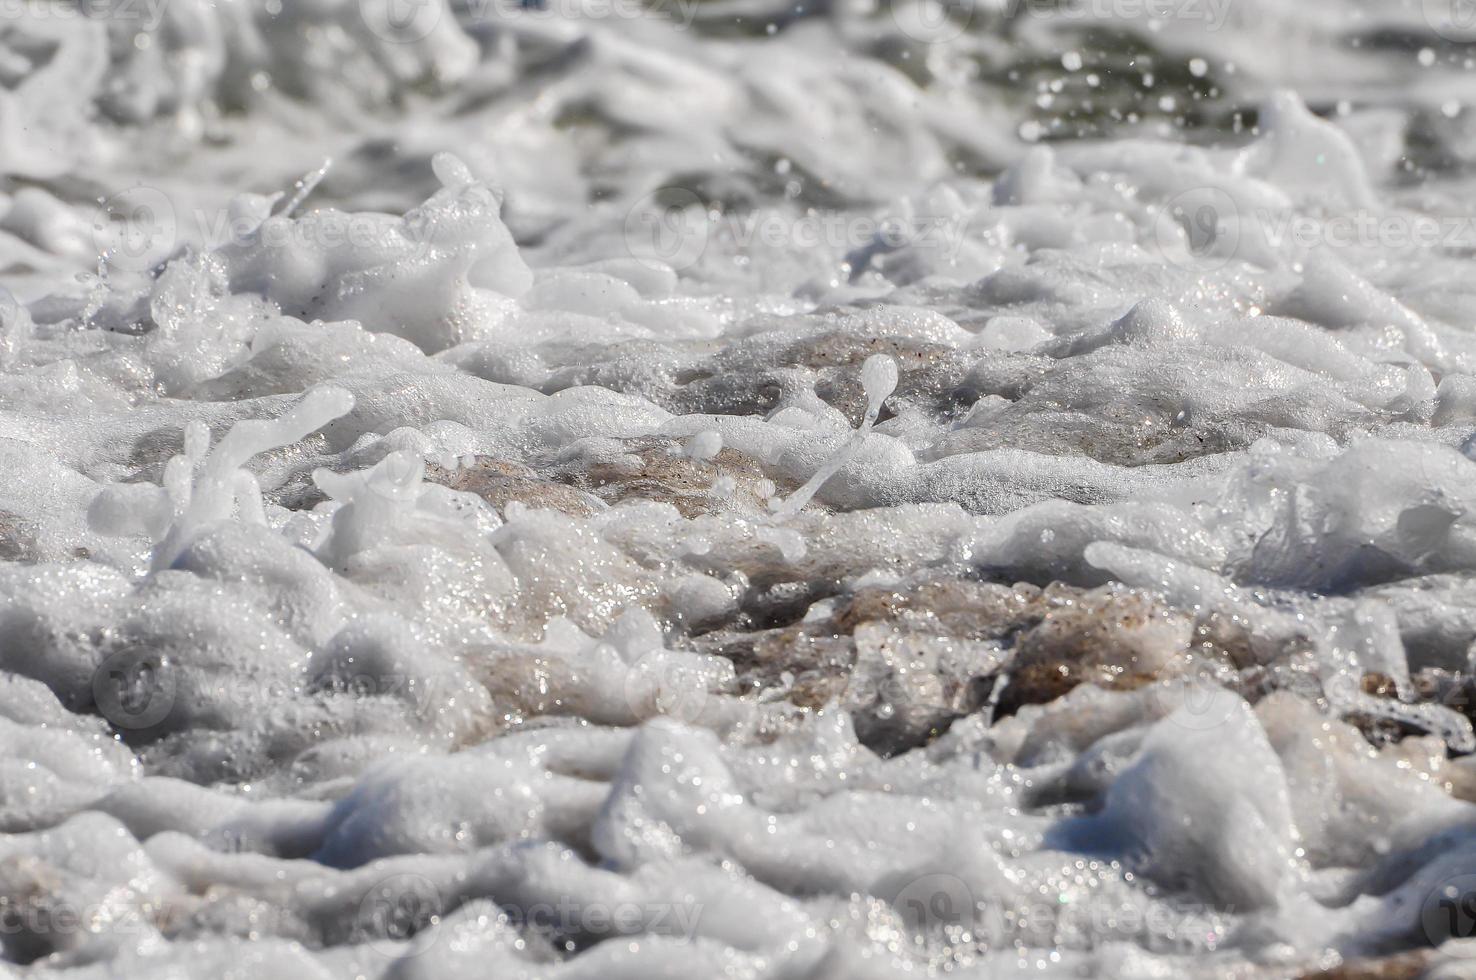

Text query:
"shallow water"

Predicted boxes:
[[6, 0, 1476, 976]]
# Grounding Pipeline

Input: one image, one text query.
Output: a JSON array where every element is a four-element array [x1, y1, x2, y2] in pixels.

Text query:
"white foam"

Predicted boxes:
[[1, 5, 1474, 976]]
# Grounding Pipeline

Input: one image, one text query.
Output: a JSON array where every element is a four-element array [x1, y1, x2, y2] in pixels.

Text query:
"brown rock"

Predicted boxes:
[[996, 584, 1195, 716], [832, 579, 1043, 639], [1295, 949, 1432, 980], [547, 437, 776, 517], [425, 456, 601, 518], [0, 510, 37, 563]]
